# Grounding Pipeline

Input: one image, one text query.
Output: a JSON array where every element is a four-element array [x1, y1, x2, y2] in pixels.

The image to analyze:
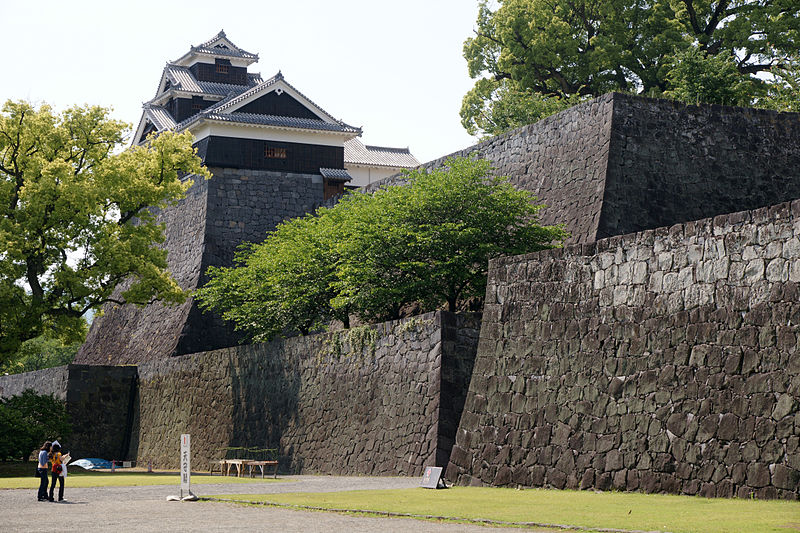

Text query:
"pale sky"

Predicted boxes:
[[2, 0, 481, 164]]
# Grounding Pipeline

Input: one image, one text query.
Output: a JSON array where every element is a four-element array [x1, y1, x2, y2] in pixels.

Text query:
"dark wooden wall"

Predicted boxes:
[[190, 59, 248, 85], [195, 136, 344, 174]]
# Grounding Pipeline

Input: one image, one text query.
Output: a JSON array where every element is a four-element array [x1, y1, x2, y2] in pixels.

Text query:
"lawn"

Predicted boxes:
[[0, 461, 281, 489], [212, 486, 800, 533]]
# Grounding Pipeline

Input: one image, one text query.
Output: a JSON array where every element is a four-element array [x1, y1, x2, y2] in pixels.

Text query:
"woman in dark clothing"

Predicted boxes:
[[36, 441, 51, 501], [48, 441, 64, 502]]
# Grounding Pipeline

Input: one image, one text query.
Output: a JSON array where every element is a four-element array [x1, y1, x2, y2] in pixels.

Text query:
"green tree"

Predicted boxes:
[[0, 100, 211, 362], [664, 47, 756, 104], [0, 390, 71, 461], [463, 0, 800, 136], [461, 78, 580, 136], [759, 54, 800, 112], [333, 157, 567, 321], [198, 156, 567, 340], [196, 207, 351, 341], [0, 329, 86, 375]]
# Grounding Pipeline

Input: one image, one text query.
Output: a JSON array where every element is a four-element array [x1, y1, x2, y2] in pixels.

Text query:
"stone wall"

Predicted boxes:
[[175, 167, 324, 356], [79, 94, 800, 365], [0, 366, 69, 399], [368, 95, 614, 244], [131, 311, 479, 474], [447, 201, 800, 499], [77, 168, 324, 364], [600, 97, 800, 240], [375, 93, 800, 246], [0, 365, 138, 460]]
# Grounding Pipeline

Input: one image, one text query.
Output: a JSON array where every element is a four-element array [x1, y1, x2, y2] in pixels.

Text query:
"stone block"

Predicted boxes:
[[771, 464, 799, 490], [746, 463, 771, 488]]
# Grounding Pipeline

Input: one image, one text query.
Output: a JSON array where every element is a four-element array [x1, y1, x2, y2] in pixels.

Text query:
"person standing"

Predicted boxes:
[[48, 441, 65, 502], [36, 441, 52, 502]]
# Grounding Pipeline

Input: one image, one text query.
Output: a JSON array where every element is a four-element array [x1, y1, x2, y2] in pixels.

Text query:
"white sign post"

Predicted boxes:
[[180, 434, 192, 499]]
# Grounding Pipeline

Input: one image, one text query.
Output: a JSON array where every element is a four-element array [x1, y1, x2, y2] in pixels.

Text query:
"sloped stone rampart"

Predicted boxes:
[[79, 94, 800, 365], [368, 95, 614, 244], [447, 201, 800, 499], [76, 175, 209, 364], [131, 312, 480, 474], [76, 168, 324, 364]]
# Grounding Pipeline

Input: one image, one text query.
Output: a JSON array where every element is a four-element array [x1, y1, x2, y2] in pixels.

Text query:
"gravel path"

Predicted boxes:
[[1, 475, 552, 532]]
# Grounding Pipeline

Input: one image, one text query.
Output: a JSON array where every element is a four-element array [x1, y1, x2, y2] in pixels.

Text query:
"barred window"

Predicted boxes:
[[265, 147, 287, 159]]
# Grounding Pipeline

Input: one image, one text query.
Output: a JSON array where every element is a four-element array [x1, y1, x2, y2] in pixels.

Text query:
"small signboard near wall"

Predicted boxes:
[[421, 466, 447, 489]]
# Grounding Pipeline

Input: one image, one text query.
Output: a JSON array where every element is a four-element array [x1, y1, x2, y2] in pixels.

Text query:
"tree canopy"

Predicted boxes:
[[196, 156, 567, 341], [0, 390, 71, 461], [462, 0, 800, 136], [0, 100, 211, 362]]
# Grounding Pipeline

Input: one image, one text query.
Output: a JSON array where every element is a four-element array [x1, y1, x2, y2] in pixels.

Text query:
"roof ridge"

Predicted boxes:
[[198, 112, 361, 134], [197, 30, 227, 49], [210, 72, 284, 113], [189, 31, 258, 60], [363, 145, 411, 154]]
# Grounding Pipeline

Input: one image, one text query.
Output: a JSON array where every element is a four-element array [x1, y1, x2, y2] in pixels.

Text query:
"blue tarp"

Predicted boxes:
[[71, 458, 117, 470]]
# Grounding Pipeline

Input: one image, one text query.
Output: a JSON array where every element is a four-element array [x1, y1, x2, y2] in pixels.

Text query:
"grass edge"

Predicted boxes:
[[203, 496, 665, 533]]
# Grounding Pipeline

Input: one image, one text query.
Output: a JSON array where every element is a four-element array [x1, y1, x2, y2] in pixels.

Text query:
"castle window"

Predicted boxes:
[[216, 64, 229, 74], [265, 147, 287, 159]]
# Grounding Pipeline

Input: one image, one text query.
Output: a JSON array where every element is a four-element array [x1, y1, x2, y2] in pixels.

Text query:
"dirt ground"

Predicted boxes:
[[1, 475, 551, 532]]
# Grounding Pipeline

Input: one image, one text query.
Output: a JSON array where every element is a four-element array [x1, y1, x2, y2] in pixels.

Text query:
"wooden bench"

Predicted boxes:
[[243, 460, 278, 479], [209, 447, 278, 477], [209, 459, 226, 476], [209, 458, 246, 477]]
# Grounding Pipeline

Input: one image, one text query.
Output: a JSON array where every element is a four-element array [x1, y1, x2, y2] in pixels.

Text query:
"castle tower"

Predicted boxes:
[[76, 32, 417, 364]]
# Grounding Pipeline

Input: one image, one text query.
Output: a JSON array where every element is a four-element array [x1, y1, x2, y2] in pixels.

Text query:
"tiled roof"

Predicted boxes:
[[140, 37, 361, 141], [344, 138, 419, 168], [170, 92, 240, 131], [190, 46, 258, 60], [202, 112, 361, 133], [320, 168, 352, 181], [190, 30, 258, 60], [203, 71, 361, 134], [145, 105, 177, 130], [158, 65, 257, 99]]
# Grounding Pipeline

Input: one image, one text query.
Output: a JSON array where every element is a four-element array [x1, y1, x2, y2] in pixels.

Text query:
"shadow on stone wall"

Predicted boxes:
[[228, 343, 301, 473], [125, 312, 479, 474]]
